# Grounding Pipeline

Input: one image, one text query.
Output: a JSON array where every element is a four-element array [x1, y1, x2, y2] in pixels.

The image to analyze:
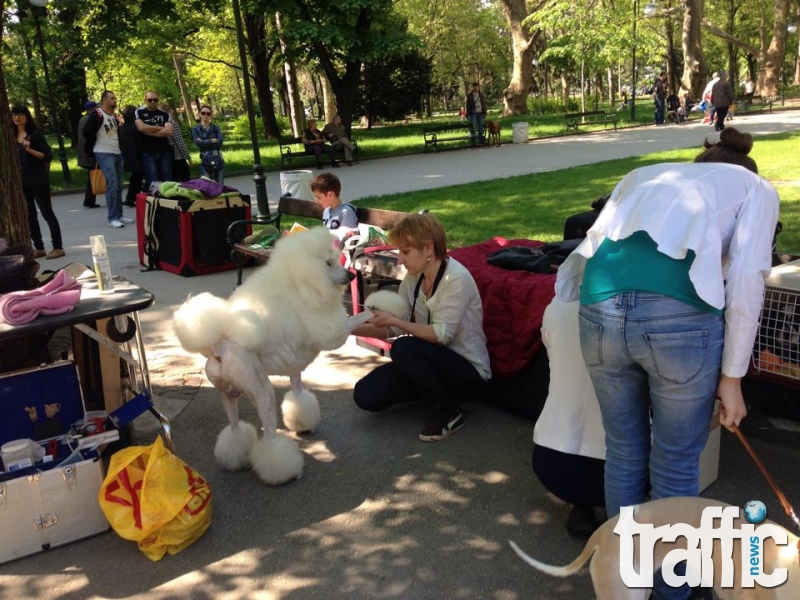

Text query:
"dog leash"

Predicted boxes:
[[730, 425, 800, 533]]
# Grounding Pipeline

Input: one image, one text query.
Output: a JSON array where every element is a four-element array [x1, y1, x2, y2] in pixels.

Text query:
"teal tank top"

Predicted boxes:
[[580, 231, 722, 315]]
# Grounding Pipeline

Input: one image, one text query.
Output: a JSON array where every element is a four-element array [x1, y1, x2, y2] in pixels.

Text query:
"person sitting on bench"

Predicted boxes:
[[310, 172, 358, 247], [302, 119, 339, 170]]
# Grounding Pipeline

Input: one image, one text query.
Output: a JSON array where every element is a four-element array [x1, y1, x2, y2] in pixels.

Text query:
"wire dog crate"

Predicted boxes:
[[751, 260, 800, 385]]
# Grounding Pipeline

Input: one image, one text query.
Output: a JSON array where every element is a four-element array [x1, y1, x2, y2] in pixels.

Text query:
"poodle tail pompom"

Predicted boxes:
[[364, 290, 409, 320], [174, 292, 231, 352]]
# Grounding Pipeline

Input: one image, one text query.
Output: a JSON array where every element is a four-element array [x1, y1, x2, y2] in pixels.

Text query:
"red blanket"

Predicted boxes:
[[450, 238, 556, 379]]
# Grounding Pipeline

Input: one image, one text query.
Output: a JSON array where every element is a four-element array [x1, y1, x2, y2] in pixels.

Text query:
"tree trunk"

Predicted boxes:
[[681, 0, 707, 98], [0, 0, 31, 247], [172, 53, 194, 123], [244, 13, 281, 140], [666, 17, 677, 95], [757, 0, 790, 97], [500, 0, 533, 115], [321, 73, 337, 123], [275, 12, 303, 137], [313, 8, 371, 138]]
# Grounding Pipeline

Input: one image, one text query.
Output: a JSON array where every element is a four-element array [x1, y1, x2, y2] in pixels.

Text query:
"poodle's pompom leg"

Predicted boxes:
[[282, 375, 321, 433], [214, 418, 258, 471], [214, 340, 279, 440], [220, 392, 241, 430], [250, 432, 304, 485], [250, 380, 279, 439]]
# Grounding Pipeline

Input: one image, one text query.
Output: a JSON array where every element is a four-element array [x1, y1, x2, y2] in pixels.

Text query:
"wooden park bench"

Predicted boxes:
[[278, 136, 360, 170], [733, 95, 774, 115], [422, 122, 475, 152], [564, 110, 618, 134], [226, 195, 412, 286]]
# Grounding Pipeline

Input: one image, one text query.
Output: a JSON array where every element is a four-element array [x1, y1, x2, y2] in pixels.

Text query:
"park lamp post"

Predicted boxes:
[[231, 0, 270, 219], [631, 2, 659, 122], [28, 0, 71, 184]]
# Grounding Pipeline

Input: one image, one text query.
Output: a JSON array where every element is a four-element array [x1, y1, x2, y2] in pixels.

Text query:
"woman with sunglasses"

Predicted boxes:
[[11, 105, 65, 260], [192, 105, 224, 182]]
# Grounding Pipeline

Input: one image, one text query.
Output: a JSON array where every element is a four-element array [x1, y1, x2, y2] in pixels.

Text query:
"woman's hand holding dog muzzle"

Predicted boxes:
[[366, 309, 400, 330]]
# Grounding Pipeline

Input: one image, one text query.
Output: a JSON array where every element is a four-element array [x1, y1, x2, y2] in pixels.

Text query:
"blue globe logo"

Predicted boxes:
[[744, 500, 767, 524]]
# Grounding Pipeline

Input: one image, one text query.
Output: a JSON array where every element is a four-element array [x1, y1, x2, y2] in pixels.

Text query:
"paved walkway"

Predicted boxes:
[[2, 112, 800, 599]]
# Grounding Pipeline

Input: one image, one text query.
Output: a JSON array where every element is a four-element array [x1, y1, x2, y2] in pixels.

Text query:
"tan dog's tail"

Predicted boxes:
[[509, 538, 598, 577]]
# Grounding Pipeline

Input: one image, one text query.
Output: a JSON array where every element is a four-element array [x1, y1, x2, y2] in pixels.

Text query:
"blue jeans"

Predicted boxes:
[[579, 292, 722, 600], [200, 163, 225, 183], [141, 152, 173, 190], [654, 99, 665, 124], [95, 152, 124, 222], [469, 113, 485, 144]]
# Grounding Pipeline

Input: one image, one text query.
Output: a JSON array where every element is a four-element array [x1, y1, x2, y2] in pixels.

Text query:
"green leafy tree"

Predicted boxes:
[[356, 47, 433, 125], [278, 0, 417, 133], [395, 0, 510, 111]]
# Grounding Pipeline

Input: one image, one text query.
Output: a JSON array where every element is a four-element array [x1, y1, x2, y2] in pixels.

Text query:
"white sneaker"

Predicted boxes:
[[119, 216, 135, 225], [108, 220, 124, 228]]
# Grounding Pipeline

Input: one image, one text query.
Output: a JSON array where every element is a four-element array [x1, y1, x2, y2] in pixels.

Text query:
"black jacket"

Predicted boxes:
[[119, 121, 143, 173]]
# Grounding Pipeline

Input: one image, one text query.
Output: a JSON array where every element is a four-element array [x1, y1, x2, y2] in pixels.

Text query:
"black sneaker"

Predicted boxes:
[[565, 505, 600, 538], [418, 411, 465, 442]]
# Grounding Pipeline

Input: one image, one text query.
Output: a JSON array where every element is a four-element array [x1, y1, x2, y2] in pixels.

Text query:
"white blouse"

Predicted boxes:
[[396, 257, 491, 380], [556, 162, 780, 378]]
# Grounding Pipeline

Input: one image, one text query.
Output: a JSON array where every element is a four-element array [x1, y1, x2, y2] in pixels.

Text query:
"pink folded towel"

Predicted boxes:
[[0, 271, 82, 325]]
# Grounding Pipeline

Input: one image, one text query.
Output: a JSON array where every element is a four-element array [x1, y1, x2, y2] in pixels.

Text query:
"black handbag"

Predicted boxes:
[[487, 239, 581, 273], [201, 154, 223, 172], [0, 243, 40, 293]]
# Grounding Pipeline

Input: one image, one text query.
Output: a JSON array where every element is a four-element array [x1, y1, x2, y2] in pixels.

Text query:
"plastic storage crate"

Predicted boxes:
[[751, 259, 800, 384]]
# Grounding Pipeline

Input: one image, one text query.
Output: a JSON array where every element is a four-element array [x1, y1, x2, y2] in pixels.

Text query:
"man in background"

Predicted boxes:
[[652, 72, 666, 126], [134, 90, 174, 190], [465, 81, 487, 146], [322, 114, 357, 166], [711, 70, 735, 132]]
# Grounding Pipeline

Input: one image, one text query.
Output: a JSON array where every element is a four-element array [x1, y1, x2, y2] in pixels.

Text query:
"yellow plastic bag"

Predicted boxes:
[[98, 436, 212, 561]]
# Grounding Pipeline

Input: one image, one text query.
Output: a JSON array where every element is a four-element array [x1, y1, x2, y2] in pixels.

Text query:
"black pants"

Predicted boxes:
[[172, 159, 191, 182], [354, 336, 486, 418], [307, 143, 337, 166], [23, 180, 62, 250], [714, 106, 729, 130], [126, 172, 144, 205], [532, 445, 605, 508], [83, 175, 96, 207]]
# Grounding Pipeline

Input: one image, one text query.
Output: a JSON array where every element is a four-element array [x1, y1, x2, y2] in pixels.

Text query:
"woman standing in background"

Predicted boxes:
[[192, 104, 225, 182], [11, 105, 64, 260]]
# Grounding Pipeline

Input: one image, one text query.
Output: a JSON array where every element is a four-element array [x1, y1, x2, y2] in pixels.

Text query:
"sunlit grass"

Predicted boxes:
[[353, 130, 800, 253]]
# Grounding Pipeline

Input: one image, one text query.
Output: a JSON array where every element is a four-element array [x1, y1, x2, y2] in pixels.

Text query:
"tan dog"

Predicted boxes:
[[511, 497, 800, 599], [485, 119, 501, 146]]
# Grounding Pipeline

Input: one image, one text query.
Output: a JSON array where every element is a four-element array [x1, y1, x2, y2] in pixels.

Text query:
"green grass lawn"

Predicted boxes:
[[45, 111, 800, 252], [42, 102, 660, 193], [352, 130, 800, 253]]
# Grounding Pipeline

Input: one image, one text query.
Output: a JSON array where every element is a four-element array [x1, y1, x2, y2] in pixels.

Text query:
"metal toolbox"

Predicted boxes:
[[0, 362, 109, 565], [0, 454, 108, 565]]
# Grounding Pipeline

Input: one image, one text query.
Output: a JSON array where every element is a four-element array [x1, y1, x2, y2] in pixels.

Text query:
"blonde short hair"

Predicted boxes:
[[389, 213, 447, 260]]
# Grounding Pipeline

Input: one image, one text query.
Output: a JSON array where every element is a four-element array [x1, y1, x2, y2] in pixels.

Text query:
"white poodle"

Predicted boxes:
[[173, 227, 373, 485]]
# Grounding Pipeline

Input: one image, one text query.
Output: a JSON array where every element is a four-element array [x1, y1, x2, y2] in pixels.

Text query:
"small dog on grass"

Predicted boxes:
[[485, 120, 501, 146]]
